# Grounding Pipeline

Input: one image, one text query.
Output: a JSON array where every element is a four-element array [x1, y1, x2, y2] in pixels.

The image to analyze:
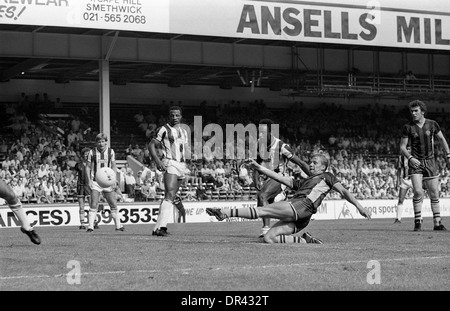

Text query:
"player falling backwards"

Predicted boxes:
[[207, 152, 371, 244]]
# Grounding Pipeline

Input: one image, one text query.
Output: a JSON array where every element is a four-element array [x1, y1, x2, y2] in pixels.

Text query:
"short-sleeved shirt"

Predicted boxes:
[[401, 119, 441, 160], [154, 123, 188, 162], [290, 172, 340, 212], [87, 147, 115, 182], [74, 161, 89, 186]]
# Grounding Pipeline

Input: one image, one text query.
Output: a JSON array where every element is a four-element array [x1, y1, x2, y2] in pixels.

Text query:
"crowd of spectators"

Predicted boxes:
[[1, 94, 450, 205]]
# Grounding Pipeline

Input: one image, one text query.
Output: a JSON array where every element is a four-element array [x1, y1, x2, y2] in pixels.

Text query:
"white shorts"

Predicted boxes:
[[91, 180, 114, 193], [162, 159, 190, 179], [399, 177, 412, 190]]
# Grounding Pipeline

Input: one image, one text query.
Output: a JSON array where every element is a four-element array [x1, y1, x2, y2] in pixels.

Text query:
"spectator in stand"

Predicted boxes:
[[53, 180, 66, 202], [125, 144, 133, 157], [43, 178, 55, 203], [35, 184, 47, 203], [111, 119, 119, 135], [134, 110, 145, 123], [23, 181, 35, 203], [67, 130, 77, 148], [124, 168, 136, 198], [238, 161, 252, 186]]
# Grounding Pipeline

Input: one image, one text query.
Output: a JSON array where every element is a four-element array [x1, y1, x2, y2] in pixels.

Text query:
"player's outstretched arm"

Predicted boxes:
[[333, 183, 371, 219], [246, 159, 294, 188], [289, 155, 311, 176]]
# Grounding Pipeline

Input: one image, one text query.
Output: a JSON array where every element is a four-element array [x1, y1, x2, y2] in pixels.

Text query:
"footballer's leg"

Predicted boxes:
[[87, 189, 101, 232], [425, 177, 447, 230], [104, 190, 124, 231], [257, 178, 282, 237], [411, 174, 424, 231], [0, 179, 41, 244]]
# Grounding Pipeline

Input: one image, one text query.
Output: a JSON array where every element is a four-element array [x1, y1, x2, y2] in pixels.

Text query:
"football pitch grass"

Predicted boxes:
[[1, 217, 449, 292]]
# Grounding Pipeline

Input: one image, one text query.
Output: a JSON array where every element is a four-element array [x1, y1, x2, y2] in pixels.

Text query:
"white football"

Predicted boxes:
[[95, 167, 117, 188]]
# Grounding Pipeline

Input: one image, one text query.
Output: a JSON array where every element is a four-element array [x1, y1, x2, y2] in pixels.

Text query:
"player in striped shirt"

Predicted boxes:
[[400, 100, 450, 231], [85, 133, 124, 232], [393, 145, 413, 224], [254, 119, 310, 237], [149, 106, 190, 236], [207, 152, 371, 244]]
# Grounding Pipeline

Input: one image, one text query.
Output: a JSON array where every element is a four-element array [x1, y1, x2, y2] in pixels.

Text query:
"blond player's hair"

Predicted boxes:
[[95, 133, 108, 142]]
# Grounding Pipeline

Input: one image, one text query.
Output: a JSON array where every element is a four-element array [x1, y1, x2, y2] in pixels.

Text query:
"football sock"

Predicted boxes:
[[413, 197, 423, 222], [79, 208, 85, 224], [396, 203, 403, 221], [110, 207, 121, 229], [88, 208, 98, 229], [431, 199, 441, 226], [9, 202, 32, 231], [276, 235, 306, 244], [227, 207, 259, 219], [155, 199, 173, 231]]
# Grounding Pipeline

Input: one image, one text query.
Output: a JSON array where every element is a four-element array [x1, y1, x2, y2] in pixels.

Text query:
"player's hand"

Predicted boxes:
[[409, 157, 421, 169], [156, 161, 166, 172], [359, 207, 372, 219], [244, 158, 257, 168]]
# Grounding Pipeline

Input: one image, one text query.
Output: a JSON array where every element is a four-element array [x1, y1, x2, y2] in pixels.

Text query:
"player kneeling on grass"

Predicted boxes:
[[207, 153, 371, 244]]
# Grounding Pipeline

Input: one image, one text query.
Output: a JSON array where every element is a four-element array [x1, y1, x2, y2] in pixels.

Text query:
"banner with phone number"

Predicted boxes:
[[0, 201, 259, 228], [0, 0, 449, 50], [1, 198, 449, 228]]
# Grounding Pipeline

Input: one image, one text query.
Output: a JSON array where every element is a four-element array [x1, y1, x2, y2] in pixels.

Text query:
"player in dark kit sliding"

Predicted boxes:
[[207, 153, 371, 244], [400, 100, 450, 231]]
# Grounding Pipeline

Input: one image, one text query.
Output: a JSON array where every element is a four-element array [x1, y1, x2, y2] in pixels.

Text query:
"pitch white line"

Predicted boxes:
[[2, 255, 450, 281]]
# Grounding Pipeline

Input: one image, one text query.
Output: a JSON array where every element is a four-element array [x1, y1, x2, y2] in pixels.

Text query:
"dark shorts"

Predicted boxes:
[[289, 198, 314, 233], [408, 158, 439, 179], [77, 184, 91, 197], [258, 177, 282, 205]]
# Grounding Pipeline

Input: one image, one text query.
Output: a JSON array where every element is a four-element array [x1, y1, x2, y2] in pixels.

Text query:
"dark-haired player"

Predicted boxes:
[[149, 106, 189, 236], [400, 100, 450, 231]]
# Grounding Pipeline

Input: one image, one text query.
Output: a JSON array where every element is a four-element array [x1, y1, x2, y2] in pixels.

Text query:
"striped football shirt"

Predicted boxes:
[[401, 119, 441, 160], [154, 123, 188, 162], [87, 147, 114, 181]]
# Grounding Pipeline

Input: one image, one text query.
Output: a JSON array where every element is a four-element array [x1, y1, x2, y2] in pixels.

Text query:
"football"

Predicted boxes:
[[95, 167, 117, 188]]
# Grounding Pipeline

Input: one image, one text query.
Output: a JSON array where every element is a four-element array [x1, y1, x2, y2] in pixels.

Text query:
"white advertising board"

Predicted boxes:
[[0, 0, 448, 50], [1, 199, 449, 228]]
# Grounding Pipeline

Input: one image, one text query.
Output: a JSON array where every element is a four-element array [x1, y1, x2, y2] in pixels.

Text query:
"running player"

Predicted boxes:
[[85, 133, 124, 232], [400, 100, 450, 231], [207, 153, 371, 244], [148, 106, 189, 236], [1, 178, 41, 244]]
